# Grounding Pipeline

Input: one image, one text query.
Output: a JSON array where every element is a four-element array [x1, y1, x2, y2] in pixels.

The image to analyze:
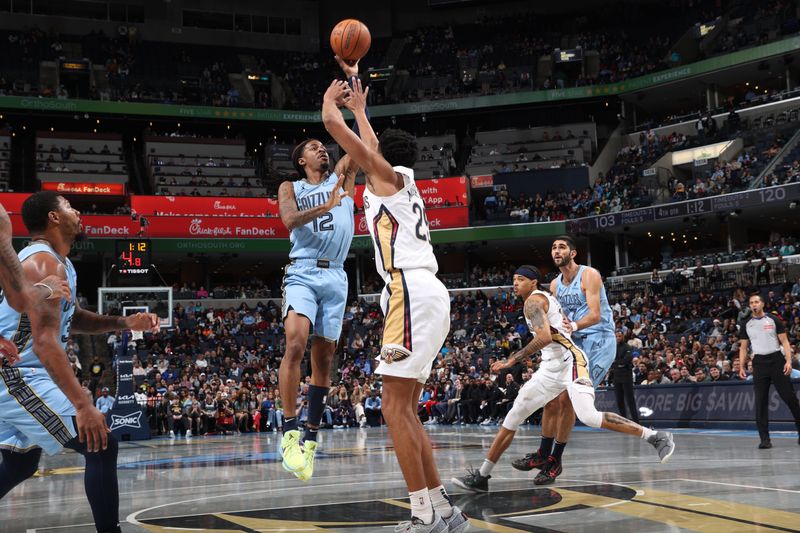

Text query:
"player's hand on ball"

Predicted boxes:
[[334, 55, 359, 78], [76, 404, 109, 453], [125, 312, 160, 333], [38, 274, 72, 301], [324, 79, 352, 107], [344, 76, 369, 114], [0, 336, 19, 367]]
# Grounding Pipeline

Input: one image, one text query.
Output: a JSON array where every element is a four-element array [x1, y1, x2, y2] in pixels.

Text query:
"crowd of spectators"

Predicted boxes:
[[5, 0, 797, 111], [89, 257, 800, 436]]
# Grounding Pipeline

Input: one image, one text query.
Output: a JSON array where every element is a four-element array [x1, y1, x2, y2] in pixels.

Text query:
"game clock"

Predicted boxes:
[[113, 239, 152, 285]]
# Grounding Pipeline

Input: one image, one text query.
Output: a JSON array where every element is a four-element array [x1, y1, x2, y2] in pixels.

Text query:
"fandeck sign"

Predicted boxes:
[[41, 182, 126, 196]]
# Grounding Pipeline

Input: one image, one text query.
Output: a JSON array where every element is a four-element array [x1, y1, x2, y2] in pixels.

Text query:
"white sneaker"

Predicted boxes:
[[186, 430, 192, 439], [480, 419, 492, 426], [169, 430, 175, 439]]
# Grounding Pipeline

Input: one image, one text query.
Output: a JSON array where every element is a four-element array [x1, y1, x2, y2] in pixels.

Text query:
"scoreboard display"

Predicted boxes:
[[114, 239, 152, 285]]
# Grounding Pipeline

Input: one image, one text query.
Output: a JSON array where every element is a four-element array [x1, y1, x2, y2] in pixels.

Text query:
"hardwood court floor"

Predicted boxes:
[[2, 425, 799, 532]]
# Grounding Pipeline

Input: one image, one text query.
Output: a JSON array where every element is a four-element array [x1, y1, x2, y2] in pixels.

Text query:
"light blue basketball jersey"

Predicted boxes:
[[555, 265, 614, 337], [0, 242, 77, 369], [289, 172, 354, 264]]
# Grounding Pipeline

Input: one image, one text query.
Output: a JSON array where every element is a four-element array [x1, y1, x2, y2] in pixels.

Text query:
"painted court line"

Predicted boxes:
[[678, 478, 800, 494]]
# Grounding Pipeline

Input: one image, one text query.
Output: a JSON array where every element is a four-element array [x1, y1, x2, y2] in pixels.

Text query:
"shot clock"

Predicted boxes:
[[113, 239, 152, 285]]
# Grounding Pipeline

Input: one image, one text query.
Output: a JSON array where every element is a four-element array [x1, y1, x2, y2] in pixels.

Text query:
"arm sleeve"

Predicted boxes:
[[738, 320, 750, 340]]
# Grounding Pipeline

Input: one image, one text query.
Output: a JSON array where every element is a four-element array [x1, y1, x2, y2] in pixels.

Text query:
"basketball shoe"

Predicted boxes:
[[280, 430, 306, 474]]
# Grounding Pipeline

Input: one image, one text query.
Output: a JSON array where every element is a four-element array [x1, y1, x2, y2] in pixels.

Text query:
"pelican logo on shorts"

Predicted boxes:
[[381, 346, 411, 364], [110, 411, 142, 430]]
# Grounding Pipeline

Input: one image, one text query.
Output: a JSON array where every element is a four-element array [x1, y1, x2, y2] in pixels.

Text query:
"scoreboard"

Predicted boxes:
[[113, 239, 152, 285]]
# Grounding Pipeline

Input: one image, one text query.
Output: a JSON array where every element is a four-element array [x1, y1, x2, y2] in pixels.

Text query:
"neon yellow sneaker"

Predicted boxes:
[[280, 430, 306, 474], [294, 440, 318, 481]]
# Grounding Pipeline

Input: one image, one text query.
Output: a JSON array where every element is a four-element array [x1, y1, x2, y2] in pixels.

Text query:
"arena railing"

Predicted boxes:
[[171, 286, 514, 311]]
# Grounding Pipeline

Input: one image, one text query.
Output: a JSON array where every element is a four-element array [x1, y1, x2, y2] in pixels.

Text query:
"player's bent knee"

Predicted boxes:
[[567, 381, 602, 428], [502, 405, 526, 432], [1, 448, 42, 481]]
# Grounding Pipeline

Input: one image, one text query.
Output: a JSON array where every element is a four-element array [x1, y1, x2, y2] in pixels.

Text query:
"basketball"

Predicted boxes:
[[330, 19, 371, 62]]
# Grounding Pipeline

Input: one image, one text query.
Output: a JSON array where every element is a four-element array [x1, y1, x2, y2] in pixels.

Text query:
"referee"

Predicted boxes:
[[738, 293, 800, 449]]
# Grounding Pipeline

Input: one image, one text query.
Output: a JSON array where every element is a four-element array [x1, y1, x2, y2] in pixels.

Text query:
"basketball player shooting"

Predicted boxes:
[[276, 56, 363, 482], [323, 78, 469, 532]]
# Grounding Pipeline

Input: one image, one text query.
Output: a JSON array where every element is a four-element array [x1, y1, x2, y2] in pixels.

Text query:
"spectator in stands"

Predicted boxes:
[[95, 387, 114, 414], [755, 257, 771, 285], [364, 391, 382, 427]]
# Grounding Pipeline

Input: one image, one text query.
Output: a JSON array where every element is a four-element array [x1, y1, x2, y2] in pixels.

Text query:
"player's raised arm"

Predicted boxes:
[[322, 80, 395, 185], [24, 252, 109, 452], [492, 294, 552, 372]]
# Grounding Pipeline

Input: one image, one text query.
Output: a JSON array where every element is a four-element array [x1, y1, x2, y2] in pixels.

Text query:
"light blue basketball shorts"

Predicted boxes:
[[572, 331, 616, 387], [281, 259, 348, 343], [0, 367, 77, 456]]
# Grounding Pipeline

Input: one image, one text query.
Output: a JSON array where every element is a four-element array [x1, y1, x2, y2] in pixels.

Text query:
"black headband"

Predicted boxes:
[[514, 266, 539, 281]]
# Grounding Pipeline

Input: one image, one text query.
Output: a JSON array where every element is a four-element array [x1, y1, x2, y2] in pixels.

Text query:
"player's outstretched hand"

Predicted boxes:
[[344, 76, 369, 114], [491, 359, 509, 373], [324, 79, 352, 107], [76, 404, 109, 453], [324, 173, 350, 212], [125, 312, 161, 333], [0, 336, 19, 367], [38, 274, 72, 301], [335, 55, 359, 78]]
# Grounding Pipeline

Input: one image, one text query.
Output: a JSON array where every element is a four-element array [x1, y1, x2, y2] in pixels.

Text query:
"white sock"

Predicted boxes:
[[478, 459, 495, 477], [641, 427, 657, 440], [409, 488, 434, 524], [429, 485, 453, 519]]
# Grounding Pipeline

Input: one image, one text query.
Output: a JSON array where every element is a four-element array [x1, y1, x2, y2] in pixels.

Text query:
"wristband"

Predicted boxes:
[[570, 321, 579, 332], [34, 282, 54, 299]]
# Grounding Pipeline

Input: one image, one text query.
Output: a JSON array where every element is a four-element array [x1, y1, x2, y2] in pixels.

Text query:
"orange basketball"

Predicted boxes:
[[330, 19, 371, 62]]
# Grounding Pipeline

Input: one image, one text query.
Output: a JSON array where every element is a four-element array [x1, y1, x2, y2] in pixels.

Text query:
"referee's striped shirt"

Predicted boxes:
[[738, 314, 785, 356]]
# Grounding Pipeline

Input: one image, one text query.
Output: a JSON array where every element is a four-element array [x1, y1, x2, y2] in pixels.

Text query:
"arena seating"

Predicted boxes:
[[35, 132, 127, 186], [148, 136, 264, 197], [466, 123, 596, 176]]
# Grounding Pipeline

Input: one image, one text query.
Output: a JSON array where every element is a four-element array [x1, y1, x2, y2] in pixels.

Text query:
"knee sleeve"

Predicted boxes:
[[568, 380, 603, 428]]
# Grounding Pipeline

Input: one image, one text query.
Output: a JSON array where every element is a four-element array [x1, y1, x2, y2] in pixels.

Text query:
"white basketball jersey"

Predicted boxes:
[[525, 290, 577, 362], [362, 165, 439, 284]]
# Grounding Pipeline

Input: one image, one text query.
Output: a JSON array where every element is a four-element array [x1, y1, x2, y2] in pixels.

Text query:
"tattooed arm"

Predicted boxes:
[[277, 178, 349, 232], [491, 294, 551, 372], [0, 204, 70, 312], [24, 253, 109, 451]]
